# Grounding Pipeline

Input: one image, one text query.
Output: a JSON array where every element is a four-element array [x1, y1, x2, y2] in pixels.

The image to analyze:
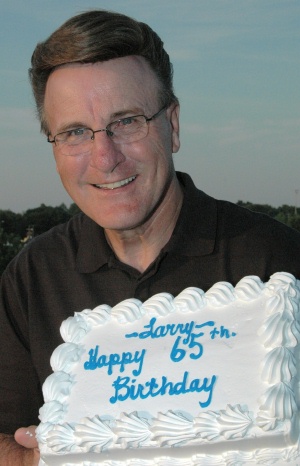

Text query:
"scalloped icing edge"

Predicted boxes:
[[37, 272, 300, 465]]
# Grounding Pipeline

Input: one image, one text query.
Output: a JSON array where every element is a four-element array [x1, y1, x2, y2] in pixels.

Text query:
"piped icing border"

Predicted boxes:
[[37, 272, 300, 465]]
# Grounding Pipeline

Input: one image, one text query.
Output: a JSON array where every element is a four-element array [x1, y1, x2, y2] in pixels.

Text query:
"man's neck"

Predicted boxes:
[[104, 179, 183, 273]]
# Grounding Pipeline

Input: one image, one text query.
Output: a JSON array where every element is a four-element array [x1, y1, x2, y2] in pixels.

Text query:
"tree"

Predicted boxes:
[[289, 215, 300, 232], [0, 203, 81, 276], [236, 201, 279, 218], [22, 204, 72, 235], [0, 227, 22, 274]]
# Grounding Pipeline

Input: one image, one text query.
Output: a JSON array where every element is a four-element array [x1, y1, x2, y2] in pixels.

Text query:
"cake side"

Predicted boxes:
[[37, 272, 300, 465]]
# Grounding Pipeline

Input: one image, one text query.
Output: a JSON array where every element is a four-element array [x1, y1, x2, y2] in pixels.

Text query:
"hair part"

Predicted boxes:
[[29, 10, 178, 133]]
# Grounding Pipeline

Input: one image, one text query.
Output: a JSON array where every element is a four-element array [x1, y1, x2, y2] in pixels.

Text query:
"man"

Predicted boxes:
[[1, 10, 300, 465]]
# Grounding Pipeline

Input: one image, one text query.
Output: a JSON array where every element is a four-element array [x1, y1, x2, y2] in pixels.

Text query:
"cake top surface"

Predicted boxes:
[[37, 272, 300, 465]]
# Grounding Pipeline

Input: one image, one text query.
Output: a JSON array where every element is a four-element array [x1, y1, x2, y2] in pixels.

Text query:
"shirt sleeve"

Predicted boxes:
[[0, 265, 43, 434]]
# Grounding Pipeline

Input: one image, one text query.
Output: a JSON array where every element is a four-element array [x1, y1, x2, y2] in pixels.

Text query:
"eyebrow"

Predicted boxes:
[[110, 108, 145, 120], [56, 122, 87, 133]]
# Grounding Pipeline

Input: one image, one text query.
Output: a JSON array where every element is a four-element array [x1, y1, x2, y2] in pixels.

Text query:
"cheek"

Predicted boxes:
[[151, 121, 175, 166], [143, 124, 174, 163], [54, 152, 86, 180], [148, 133, 175, 173], [53, 151, 62, 175], [54, 156, 68, 180]]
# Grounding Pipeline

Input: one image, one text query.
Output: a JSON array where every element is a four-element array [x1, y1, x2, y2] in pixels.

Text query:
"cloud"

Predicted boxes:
[[0, 107, 41, 149], [181, 117, 300, 153], [0, 107, 37, 128], [168, 48, 199, 62]]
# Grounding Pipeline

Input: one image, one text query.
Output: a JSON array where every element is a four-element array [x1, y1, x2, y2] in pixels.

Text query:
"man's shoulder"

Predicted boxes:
[[177, 172, 300, 256], [217, 199, 300, 240], [216, 203, 300, 261]]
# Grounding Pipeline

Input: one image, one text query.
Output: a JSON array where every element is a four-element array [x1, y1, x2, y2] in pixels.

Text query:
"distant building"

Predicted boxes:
[[21, 226, 34, 245]]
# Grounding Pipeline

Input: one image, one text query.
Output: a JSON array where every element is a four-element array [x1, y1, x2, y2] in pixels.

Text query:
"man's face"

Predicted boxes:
[[44, 56, 180, 231]]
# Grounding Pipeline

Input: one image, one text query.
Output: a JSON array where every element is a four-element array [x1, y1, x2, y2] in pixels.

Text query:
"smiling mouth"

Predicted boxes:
[[93, 175, 136, 190]]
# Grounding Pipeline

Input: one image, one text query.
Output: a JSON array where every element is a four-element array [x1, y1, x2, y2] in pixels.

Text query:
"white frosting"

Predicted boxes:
[[37, 272, 300, 465]]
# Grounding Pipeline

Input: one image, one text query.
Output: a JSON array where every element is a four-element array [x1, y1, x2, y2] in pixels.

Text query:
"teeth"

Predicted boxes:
[[94, 176, 136, 190]]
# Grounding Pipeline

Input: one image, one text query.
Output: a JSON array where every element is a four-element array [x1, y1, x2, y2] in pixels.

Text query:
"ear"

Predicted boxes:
[[169, 104, 180, 153]]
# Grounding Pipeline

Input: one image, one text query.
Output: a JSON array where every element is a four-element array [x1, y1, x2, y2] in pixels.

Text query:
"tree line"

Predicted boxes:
[[0, 203, 80, 276], [1, 201, 300, 277]]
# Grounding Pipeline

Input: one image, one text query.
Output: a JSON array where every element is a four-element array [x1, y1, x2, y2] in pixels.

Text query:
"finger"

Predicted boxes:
[[14, 425, 39, 449]]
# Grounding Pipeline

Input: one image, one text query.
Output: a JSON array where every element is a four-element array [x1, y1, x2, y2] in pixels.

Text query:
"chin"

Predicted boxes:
[[89, 213, 141, 231], [87, 203, 146, 229]]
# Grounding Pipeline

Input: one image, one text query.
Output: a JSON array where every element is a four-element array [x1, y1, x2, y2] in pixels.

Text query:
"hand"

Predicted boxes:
[[14, 426, 40, 466]]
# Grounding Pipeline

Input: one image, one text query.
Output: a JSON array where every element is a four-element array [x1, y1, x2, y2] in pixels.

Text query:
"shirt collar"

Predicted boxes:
[[76, 172, 217, 273], [76, 215, 111, 273], [163, 172, 217, 256]]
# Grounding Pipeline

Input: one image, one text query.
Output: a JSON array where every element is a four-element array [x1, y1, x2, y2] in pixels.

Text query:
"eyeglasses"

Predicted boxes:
[[47, 106, 167, 156]]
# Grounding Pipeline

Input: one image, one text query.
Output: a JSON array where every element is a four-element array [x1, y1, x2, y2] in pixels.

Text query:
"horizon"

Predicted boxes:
[[1, 196, 299, 216]]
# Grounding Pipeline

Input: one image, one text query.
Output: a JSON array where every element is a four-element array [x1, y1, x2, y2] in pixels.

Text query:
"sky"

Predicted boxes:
[[1, 0, 299, 213]]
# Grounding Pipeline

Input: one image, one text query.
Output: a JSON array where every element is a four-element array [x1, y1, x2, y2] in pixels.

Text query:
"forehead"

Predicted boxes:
[[44, 56, 161, 123]]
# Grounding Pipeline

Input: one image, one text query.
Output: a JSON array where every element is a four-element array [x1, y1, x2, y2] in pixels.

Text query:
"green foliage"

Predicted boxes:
[[237, 201, 300, 230], [0, 227, 22, 274], [22, 203, 72, 235], [0, 203, 81, 276], [236, 201, 279, 218]]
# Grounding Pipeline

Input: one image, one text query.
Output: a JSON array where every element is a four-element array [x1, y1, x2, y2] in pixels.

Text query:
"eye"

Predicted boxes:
[[68, 128, 86, 137], [108, 115, 145, 138], [120, 117, 134, 126], [56, 128, 91, 145], [113, 116, 143, 131], [63, 128, 89, 143]]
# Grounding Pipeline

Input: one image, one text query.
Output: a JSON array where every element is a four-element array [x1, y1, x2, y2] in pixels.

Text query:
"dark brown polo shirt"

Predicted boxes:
[[1, 172, 300, 433]]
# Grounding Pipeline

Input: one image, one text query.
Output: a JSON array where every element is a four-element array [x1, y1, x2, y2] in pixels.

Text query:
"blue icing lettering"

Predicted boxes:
[[126, 317, 216, 348], [84, 345, 146, 376], [109, 371, 217, 408], [170, 321, 216, 362], [210, 325, 238, 339]]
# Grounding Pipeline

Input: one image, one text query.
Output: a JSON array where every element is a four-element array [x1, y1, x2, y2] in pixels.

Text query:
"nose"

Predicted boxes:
[[88, 131, 125, 172]]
